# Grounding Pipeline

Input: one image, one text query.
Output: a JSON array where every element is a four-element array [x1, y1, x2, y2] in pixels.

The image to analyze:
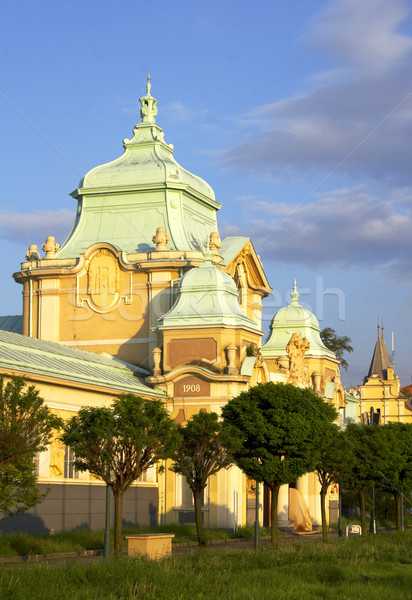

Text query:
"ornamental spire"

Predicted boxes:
[[290, 279, 300, 306], [139, 73, 158, 123]]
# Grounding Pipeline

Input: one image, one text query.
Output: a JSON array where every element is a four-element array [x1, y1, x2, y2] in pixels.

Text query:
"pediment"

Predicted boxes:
[[221, 238, 271, 296]]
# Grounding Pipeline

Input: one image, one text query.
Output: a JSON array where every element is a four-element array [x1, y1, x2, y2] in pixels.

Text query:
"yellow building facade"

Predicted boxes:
[[3, 79, 348, 533], [353, 327, 412, 424]]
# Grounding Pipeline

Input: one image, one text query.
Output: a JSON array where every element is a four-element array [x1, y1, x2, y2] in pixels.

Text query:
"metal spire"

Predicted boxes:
[[290, 279, 300, 305], [139, 73, 158, 123]]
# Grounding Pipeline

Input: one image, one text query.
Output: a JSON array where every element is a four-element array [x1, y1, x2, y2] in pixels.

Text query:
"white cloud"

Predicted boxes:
[[0, 209, 75, 247], [161, 101, 210, 123], [230, 187, 412, 279], [309, 0, 412, 76], [222, 0, 412, 185]]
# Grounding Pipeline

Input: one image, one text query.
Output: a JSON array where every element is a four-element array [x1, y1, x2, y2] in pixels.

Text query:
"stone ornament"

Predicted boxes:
[[209, 231, 221, 255], [286, 332, 310, 386], [42, 236, 59, 259], [152, 347, 162, 375], [26, 244, 41, 261], [152, 227, 169, 251], [225, 344, 238, 375], [87, 249, 120, 311]]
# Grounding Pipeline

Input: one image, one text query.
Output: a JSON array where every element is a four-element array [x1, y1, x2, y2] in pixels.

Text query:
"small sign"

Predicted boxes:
[[346, 524, 362, 537]]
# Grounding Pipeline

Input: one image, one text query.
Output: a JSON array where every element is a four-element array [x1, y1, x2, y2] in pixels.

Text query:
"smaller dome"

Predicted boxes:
[[261, 281, 335, 358], [158, 253, 259, 330]]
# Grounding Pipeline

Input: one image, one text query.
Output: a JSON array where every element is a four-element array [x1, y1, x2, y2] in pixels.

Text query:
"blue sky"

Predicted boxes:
[[1, 0, 411, 387]]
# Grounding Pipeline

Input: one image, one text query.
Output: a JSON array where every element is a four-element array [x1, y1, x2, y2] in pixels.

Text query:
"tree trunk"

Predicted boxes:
[[270, 483, 280, 547], [320, 484, 328, 542], [357, 488, 367, 537], [393, 490, 402, 531], [193, 487, 206, 545], [113, 489, 124, 557]]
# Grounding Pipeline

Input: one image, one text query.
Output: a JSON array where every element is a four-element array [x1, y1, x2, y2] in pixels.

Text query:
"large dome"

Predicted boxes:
[[261, 281, 335, 358], [56, 76, 221, 259], [158, 253, 259, 330]]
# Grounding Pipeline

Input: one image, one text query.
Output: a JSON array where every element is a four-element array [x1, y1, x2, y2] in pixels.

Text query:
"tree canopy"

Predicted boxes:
[[314, 424, 351, 541], [222, 382, 337, 546], [320, 327, 353, 370], [61, 394, 179, 556], [0, 376, 61, 518], [372, 423, 412, 530], [169, 411, 233, 545]]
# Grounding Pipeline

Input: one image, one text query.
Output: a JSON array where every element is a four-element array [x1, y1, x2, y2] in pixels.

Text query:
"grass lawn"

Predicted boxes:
[[0, 530, 411, 599], [0, 524, 271, 557]]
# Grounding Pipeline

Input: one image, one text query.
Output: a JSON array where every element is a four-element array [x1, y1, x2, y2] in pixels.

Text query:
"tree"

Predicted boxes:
[[61, 394, 179, 556], [169, 411, 233, 545], [314, 424, 352, 541], [320, 327, 353, 370], [338, 424, 377, 536], [373, 423, 412, 531], [0, 376, 61, 518], [222, 382, 337, 546], [0, 456, 43, 517]]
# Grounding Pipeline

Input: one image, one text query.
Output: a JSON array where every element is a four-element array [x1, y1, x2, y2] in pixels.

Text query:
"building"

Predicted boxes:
[[1, 78, 348, 533], [354, 326, 412, 424]]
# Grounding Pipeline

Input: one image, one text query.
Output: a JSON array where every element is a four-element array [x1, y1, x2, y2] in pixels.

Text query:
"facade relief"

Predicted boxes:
[[286, 333, 310, 387], [87, 249, 120, 311]]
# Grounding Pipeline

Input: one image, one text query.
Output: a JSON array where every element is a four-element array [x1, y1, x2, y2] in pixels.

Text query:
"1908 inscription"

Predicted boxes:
[[175, 376, 210, 397]]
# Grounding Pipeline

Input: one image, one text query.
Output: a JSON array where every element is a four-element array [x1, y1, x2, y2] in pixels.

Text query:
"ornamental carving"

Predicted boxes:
[[49, 437, 65, 478], [209, 232, 221, 255], [87, 249, 120, 311], [152, 227, 169, 251], [286, 332, 310, 387], [42, 236, 59, 259]]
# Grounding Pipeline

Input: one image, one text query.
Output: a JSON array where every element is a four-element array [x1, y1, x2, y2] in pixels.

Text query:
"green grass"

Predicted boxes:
[[0, 531, 411, 599], [0, 524, 273, 557]]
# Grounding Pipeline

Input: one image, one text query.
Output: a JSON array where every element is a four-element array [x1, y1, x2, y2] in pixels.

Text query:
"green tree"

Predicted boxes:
[[338, 424, 377, 536], [0, 376, 61, 518], [61, 394, 179, 556], [373, 423, 412, 531], [222, 382, 337, 546], [314, 424, 351, 541], [320, 327, 353, 370], [169, 411, 233, 546], [0, 457, 42, 517]]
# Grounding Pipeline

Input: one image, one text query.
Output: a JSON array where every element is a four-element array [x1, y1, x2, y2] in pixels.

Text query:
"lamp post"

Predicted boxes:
[[104, 465, 111, 559], [254, 480, 260, 549], [370, 483, 376, 534]]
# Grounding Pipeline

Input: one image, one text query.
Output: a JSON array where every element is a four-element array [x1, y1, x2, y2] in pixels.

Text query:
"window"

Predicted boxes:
[[175, 473, 208, 508], [64, 446, 80, 479]]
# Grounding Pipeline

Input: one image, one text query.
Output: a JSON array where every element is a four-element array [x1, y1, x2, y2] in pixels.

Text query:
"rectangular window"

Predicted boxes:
[[64, 446, 80, 479], [175, 473, 208, 507]]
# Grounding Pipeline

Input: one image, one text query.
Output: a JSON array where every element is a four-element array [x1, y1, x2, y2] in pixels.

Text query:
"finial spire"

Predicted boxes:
[[377, 318, 380, 339], [290, 279, 300, 305], [139, 73, 158, 124]]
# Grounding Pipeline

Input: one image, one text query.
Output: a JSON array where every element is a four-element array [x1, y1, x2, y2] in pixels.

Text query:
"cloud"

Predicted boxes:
[[229, 187, 412, 279], [221, 0, 412, 185], [309, 0, 412, 76], [161, 101, 210, 123], [0, 209, 75, 247]]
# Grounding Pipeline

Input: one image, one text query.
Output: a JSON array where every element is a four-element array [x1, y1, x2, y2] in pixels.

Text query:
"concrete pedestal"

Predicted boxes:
[[124, 534, 175, 559]]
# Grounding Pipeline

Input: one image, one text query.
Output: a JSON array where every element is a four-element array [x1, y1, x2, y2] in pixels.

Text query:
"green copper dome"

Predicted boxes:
[[158, 252, 259, 330], [57, 76, 221, 258], [261, 281, 335, 358]]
